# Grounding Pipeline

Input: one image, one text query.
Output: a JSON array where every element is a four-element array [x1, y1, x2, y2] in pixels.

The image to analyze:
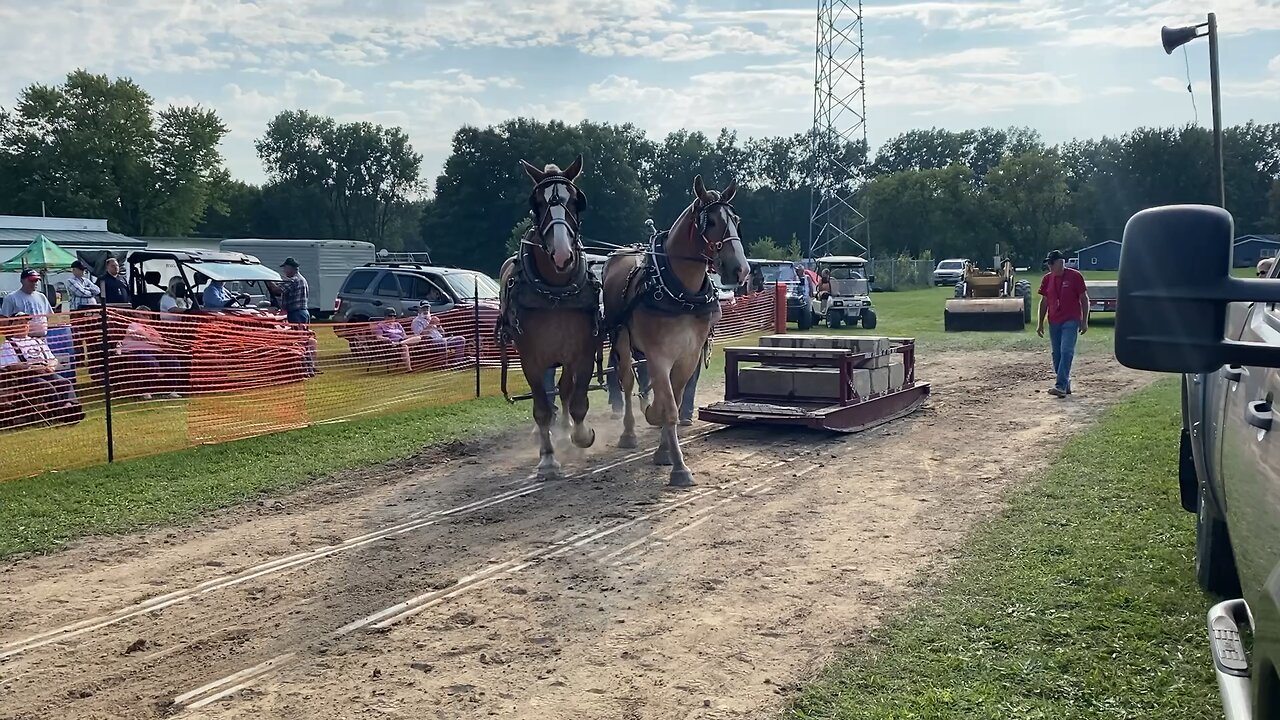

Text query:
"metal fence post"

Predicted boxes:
[[99, 303, 114, 463], [473, 275, 481, 399]]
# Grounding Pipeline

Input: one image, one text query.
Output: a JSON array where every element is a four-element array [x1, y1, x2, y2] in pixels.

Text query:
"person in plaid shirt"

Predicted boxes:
[[278, 257, 311, 325]]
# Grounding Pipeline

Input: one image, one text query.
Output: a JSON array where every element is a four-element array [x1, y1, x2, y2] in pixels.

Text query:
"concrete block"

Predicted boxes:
[[870, 366, 891, 395], [759, 335, 792, 348], [791, 368, 842, 399], [850, 368, 872, 399], [888, 356, 906, 390], [738, 366, 795, 397]]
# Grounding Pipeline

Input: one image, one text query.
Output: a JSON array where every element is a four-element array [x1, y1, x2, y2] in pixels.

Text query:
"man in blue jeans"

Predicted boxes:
[[1036, 249, 1089, 398]]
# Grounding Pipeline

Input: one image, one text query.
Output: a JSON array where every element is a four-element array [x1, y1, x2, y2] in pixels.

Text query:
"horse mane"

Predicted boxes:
[[542, 163, 563, 175]]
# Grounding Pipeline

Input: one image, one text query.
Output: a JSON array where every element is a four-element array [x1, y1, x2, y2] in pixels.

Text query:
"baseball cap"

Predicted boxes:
[[280, 257, 299, 268], [70, 259, 87, 271], [20, 269, 40, 280], [1043, 249, 1067, 263]]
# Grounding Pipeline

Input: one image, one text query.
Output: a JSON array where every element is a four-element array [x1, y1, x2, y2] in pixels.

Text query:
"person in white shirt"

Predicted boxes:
[[159, 277, 193, 320], [0, 313, 76, 410], [411, 302, 466, 366]]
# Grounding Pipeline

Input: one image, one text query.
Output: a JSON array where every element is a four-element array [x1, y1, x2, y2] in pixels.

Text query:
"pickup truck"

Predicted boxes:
[[1085, 279, 1117, 314], [1113, 204, 1280, 720]]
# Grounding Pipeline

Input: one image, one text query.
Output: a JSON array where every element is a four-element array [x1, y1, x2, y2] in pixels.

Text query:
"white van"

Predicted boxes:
[[219, 238, 377, 318]]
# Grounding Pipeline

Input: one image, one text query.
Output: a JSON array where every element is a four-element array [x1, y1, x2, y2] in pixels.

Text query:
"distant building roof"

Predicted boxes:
[[0, 215, 145, 248], [1234, 234, 1280, 245], [1073, 240, 1121, 255]]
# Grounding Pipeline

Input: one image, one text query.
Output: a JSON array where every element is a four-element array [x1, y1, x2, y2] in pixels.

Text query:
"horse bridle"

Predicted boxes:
[[686, 199, 742, 268], [526, 177, 587, 256]]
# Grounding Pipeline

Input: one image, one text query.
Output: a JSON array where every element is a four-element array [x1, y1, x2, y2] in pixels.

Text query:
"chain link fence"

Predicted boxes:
[[866, 258, 938, 291]]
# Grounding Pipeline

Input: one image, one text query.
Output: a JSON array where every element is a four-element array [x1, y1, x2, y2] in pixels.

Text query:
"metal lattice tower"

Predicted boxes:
[[809, 0, 868, 260]]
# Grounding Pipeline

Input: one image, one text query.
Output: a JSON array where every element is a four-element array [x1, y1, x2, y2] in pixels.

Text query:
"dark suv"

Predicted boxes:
[[333, 263, 500, 322]]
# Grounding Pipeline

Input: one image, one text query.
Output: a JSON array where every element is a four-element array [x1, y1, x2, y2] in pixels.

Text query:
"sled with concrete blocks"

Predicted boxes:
[[697, 335, 930, 432]]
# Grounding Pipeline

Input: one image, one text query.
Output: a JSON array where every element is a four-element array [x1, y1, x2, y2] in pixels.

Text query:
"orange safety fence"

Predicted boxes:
[[0, 289, 777, 481]]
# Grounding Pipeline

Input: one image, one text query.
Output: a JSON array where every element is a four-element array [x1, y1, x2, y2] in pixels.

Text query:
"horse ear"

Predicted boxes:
[[563, 154, 584, 181], [722, 178, 738, 204], [693, 175, 709, 203], [519, 159, 545, 182]]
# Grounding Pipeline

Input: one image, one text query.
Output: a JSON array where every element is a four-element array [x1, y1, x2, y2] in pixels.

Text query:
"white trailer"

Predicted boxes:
[[219, 238, 376, 318]]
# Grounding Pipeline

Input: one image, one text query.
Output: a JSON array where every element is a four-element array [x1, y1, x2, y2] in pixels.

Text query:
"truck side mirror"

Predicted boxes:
[[1115, 204, 1280, 373]]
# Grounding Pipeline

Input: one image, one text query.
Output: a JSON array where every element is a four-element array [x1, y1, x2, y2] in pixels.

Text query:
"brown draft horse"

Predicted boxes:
[[602, 175, 749, 486], [498, 155, 600, 479]]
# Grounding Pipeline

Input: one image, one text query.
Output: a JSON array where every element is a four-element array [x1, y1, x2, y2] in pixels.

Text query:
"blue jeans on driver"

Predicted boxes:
[[607, 349, 651, 412], [1048, 320, 1079, 393]]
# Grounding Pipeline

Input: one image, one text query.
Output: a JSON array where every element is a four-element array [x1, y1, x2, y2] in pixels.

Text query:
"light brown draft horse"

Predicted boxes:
[[602, 175, 749, 486], [498, 155, 601, 479]]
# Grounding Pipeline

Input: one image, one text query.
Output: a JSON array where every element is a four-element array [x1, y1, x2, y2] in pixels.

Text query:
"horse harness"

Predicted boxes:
[[498, 176, 604, 403]]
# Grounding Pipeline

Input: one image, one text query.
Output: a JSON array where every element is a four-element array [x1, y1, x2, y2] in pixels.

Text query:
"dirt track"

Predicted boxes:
[[0, 350, 1150, 720]]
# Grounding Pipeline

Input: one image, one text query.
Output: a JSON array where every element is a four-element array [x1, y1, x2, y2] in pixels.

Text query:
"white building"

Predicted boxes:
[[0, 215, 146, 297]]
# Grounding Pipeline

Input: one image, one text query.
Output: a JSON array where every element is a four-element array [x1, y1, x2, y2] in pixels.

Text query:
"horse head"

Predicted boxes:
[[691, 175, 749, 287], [519, 155, 587, 274]]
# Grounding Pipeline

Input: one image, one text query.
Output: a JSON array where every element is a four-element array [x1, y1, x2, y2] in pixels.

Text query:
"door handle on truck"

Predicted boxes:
[[1246, 400, 1273, 431], [1220, 365, 1247, 383]]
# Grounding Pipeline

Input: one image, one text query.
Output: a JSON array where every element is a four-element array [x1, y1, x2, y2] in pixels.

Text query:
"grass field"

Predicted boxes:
[[786, 380, 1218, 720]]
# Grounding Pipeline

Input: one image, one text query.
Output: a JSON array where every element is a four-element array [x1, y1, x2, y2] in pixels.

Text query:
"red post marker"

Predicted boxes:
[[774, 282, 787, 334]]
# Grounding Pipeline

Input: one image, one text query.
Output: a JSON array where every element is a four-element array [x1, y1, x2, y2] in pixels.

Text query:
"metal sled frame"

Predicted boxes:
[[698, 339, 930, 432]]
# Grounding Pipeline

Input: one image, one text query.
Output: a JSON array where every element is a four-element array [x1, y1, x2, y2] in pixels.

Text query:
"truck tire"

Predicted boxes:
[[861, 308, 878, 329], [827, 311, 842, 330], [1195, 477, 1241, 597]]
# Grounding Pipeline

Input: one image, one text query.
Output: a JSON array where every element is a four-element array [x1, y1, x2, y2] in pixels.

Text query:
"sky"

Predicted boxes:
[[0, 0, 1277, 190]]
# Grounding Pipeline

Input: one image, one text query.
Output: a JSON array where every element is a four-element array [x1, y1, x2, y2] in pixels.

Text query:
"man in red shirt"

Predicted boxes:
[[1036, 249, 1089, 398]]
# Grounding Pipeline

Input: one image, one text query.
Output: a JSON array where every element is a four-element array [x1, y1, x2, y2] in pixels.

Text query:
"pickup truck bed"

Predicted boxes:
[[1085, 280, 1117, 313]]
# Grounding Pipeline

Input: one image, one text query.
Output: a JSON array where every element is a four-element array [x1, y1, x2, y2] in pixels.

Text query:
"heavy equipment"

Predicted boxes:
[[943, 256, 1031, 332]]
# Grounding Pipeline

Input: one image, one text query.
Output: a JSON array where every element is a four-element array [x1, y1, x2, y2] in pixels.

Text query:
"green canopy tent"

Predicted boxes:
[[1, 234, 79, 272]]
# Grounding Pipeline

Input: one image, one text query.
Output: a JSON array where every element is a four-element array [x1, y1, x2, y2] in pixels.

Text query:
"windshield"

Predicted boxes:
[[444, 272, 500, 301], [829, 266, 865, 280], [184, 262, 283, 283], [758, 264, 799, 283], [939, 261, 964, 270]]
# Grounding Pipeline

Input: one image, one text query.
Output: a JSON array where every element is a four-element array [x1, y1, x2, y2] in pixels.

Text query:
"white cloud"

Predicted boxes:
[[387, 73, 521, 94], [587, 68, 812, 134], [286, 69, 364, 105], [876, 71, 1084, 114], [867, 47, 1021, 73]]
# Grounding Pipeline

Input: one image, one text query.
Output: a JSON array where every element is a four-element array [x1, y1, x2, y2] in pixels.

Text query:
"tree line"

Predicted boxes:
[[2, 71, 1278, 276]]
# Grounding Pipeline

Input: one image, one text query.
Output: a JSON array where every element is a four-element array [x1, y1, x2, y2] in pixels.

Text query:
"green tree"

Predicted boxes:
[[256, 110, 424, 246], [859, 164, 992, 260], [0, 70, 228, 235], [985, 150, 1077, 261], [745, 236, 801, 260], [423, 119, 651, 274]]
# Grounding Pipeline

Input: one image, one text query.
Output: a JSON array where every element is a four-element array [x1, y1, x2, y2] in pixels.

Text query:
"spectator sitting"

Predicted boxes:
[[0, 313, 79, 417], [160, 277, 193, 320], [411, 302, 465, 366], [202, 280, 248, 310], [117, 308, 183, 401], [371, 308, 420, 372], [1, 269, 52, 337]]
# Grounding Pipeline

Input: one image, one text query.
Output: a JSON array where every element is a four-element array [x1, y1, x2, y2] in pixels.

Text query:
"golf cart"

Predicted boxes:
[[747, 259, 814, 330], [124, 249, 288, 321], [810, 255, 877, 329]]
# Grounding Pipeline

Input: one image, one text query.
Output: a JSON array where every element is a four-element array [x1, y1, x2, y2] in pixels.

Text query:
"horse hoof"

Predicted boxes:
[[617, 433, 638, 449], [537, 458, 562, 480], [653, 449, 672, 466], [668, 470, 695, 487], [573, 427, 596, 449]]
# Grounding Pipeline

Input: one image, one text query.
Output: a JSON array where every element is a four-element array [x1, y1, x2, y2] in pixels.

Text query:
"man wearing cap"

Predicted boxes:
[[278, 257, 311, 325], [1, 269, 53, 337], [66, 260, 100, 311], [1036, 249, 1089, 398]]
